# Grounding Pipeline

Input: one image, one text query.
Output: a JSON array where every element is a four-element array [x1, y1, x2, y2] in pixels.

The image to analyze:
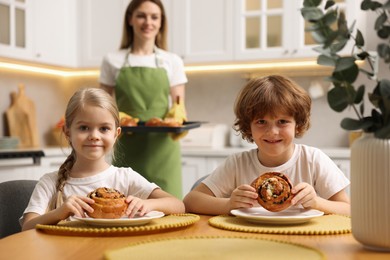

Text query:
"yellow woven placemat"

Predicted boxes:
[[35, 213, 200, 237], [104, 236, 325, 260], [209, 214, 351, 235]]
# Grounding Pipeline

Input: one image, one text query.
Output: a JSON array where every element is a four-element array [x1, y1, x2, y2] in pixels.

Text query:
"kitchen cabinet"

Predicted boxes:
[[0, 0, 78, 67], [171, 0, 359, 64], [77, 0, 129, 68], [234, 0, 359, 61], [169, 0, 234, 63], [0, 0, 33, 61], [31, 0, 78, 67]]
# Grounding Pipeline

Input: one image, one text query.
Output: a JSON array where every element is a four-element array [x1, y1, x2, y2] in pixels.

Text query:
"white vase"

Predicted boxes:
[[350, 133, 390, 251]]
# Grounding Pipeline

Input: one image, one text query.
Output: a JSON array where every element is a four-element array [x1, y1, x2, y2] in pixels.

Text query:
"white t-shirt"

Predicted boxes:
[[99, 47, 188, 88], [203, 144, 350, 200], [22, 166, 159, 219]]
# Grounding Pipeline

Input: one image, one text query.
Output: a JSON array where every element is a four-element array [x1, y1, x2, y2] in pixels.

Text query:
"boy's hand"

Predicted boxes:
[[291, 182, 317, 208], [229, 184, 258, 211]]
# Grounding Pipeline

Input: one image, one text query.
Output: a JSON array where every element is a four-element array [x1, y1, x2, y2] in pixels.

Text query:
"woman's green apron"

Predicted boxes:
[[113, 50, 182, 198]]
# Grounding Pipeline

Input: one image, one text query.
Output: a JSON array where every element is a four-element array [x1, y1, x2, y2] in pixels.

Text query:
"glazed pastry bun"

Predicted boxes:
[[251, 172, 294, 212], [145, 117, 182, 127], [87, 187, 128, 219]]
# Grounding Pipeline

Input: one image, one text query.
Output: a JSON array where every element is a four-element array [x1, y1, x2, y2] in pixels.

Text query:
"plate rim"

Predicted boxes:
[[230, 207, 324, 224], [72, 210, 165, 226]]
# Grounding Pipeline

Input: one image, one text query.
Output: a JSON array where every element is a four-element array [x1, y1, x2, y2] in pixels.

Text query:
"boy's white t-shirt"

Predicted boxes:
[[203, 144, 350, 200], [99, 47, 188, 88], [21, 165, 159, 221]]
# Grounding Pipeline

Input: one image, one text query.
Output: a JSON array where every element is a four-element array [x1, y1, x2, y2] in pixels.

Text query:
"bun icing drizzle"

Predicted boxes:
[[251, 172, 294, 212]]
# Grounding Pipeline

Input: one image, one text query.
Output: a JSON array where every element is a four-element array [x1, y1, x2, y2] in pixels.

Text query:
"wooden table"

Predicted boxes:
[[0, 215, 388, 259]]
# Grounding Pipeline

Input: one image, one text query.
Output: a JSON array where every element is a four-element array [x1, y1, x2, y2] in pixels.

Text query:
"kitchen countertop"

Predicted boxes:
[[41, 146, 350, 159]]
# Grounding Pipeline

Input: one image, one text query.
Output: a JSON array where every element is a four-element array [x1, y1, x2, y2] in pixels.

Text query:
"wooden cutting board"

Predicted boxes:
[[5, 84, 40, 148]]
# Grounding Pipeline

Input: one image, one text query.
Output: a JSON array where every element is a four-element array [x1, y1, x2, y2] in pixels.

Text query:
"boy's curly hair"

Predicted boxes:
[[233, 75, 311, 142]]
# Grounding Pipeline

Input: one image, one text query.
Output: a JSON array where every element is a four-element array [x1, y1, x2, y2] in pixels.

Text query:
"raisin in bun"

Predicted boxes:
[[251, 172, 294, 212], [87, 187, 128, 219]]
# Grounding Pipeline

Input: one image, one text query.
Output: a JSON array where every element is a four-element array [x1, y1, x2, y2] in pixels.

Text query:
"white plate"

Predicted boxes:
[[230, 207, 324, 225], [72, 211, 165, 227]]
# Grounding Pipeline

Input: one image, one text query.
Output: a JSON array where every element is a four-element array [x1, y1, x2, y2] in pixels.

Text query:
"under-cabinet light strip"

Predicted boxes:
[[0, 62, 99, 77], [0, 60, 324, 77]]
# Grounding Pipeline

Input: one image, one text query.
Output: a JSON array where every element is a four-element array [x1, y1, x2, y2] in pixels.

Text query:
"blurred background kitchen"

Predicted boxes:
[[1, 0, 385, 197]]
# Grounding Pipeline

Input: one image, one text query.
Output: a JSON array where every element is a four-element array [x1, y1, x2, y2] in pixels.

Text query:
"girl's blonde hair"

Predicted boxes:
[[49, 88, 120, 210], [120, 0, 167, 50], [234, 75, 311, 142]]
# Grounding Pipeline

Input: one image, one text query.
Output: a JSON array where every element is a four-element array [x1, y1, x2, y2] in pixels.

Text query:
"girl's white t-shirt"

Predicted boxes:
[[203, 144, 350, 200], [99, 47, 188, 88], [21, 165, 159, 220]]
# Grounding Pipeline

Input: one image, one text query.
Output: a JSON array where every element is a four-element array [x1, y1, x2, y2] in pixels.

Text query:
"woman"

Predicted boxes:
[[99, 0, 187, 198]]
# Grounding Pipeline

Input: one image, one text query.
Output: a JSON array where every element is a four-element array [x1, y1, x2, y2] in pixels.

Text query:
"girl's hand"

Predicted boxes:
[[291, 182, 317, 209], [229, 184, 258, 211], [125, 195, 150, 218], [57, 195, 95, 219]]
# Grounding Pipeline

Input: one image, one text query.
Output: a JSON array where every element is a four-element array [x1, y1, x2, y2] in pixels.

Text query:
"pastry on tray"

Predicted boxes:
[[87, 187, 128, 219], [145, 117, 182, 127], [119, 112, 139, 126], [251, 172, 294, 212]]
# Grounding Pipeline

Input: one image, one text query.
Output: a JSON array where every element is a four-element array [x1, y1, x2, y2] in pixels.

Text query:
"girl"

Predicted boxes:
[[183, 75, 351, 216], [21, 88, 184, 231], [100, 0, 187, 198]]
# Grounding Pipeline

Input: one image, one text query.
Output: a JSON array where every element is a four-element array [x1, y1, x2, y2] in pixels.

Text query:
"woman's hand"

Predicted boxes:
[[57, 195, 95, 219], [229, 184, 258, 211], [291, 182, 317, 209], [125, 195, 151, 218]]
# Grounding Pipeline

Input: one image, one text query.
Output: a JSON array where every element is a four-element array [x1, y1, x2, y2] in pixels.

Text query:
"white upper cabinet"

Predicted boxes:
[[234, 0, 359, 61], [0, 0, 360, 67], [0, 0, 33, 61], [32, 0, 78, 67], [77, 0, 128, 68], [169, 0, 234, 63], [171, 0, 359, 64]]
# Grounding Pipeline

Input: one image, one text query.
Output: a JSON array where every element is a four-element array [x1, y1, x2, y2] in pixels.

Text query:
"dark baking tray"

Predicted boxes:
[[121, 121, 202, 133]]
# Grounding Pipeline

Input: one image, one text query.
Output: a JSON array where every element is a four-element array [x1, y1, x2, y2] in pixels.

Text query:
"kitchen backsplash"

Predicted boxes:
[[1, 68, 361, 148]]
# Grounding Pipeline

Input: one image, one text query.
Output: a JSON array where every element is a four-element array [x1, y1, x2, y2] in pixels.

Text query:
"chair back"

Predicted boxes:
[[0, 180, 37, 238]]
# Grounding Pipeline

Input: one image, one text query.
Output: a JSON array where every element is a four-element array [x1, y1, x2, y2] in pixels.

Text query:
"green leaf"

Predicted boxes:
[[301, 7, 324, 21], [321, 9, 338, 26], [356, 51, 370, 60], [379, 79, 390, 97], [323, 31, 339, 48], [361, 0, 372, 10], [355, 84, 365, 104], [325, 1, 335, 9], [337, 12, 349, 38], [377, 26, 390, 39], [333, 57, 359, 83], [340, 117, 373, 131], [330, 38, 349, 52], [318, 54, 336, 66], [375, 12, 387, 30], [355, 29, 365, 47], [375, 124, 390, 139], [359, 102, 365, 116], [328, 86, 350, 112]]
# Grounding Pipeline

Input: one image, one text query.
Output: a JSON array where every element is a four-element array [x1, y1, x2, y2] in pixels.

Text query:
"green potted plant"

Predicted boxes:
[[301, 0, 390, 251]]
